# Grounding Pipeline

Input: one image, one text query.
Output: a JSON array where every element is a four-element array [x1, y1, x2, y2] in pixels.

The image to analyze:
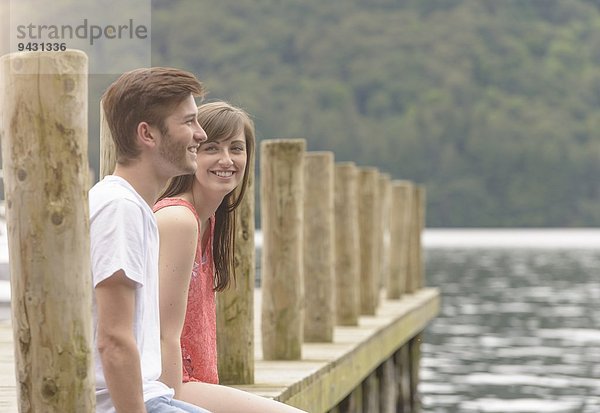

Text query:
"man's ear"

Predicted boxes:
[[137, 122, 157, 149]]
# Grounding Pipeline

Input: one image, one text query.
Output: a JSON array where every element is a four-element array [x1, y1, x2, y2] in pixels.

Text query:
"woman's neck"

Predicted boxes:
[[187, 181, 226, 226]]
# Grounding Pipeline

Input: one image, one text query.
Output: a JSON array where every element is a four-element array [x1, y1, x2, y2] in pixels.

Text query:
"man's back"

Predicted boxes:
[[89, 175, 170, 412]]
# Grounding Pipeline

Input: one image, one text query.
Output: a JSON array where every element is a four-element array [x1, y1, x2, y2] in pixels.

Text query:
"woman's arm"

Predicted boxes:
[[155, 205, 199, 396]]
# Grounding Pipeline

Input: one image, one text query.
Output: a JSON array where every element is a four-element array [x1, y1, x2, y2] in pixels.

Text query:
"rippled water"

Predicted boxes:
[[422, 246, 600, 413]]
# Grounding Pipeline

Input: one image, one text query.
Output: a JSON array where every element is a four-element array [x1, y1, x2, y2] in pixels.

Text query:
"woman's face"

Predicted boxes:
[[194, 131, 247, 197]]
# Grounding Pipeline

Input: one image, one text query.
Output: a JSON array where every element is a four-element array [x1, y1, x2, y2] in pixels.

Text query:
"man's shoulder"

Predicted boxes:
[[89, 177, 146, 218], [90, 176, 136, 198]]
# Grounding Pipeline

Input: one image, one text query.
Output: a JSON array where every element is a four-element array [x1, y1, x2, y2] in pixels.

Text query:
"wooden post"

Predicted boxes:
[[378, 358, 397, 413], [407, 185, 420, 294], [371, 170, 384, 309], [343, 385, 363, 413], [362, 371, 380, 413], [303, 151, 335, 342], [388, 181, 413, 299], [216, 154, 255, 383], [416, 186, 426, 288], [0, 51, 94, 412], [378, 174, 391, 293], [260, 139, 305, 360], [358, 167, 379, 315], [334, 162, 360, 326], [409, 333, 423, 413], [395, 345, 412, 413], [99, 101, 116, 179]]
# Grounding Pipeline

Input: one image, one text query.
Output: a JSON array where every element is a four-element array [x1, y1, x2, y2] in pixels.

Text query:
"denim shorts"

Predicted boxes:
[[145, 395, 212, 413]]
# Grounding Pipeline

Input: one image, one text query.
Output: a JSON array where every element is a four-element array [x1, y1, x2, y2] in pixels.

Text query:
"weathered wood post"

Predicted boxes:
[[216, 154, 255, 383], [388, 181, 413, 299], [99, 102, 116, 179], [416, 186, 426, 288], [378, 173, 391, 295], [358, 167, 379, 315], [334, 162, 360, 326], [303, 151, 335, 342], [0, 51, 94, 412], [409, 333, 423, 413], [395, 345, 412, 413], [378, 358, 397, 413], [407, 184, 421, 294], [362, 372, 380, 412], [260, 139, 305, 360], [371, 170, 384, 308]]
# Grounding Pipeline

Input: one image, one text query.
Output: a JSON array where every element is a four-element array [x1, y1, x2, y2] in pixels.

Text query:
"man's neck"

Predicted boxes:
[[113, 162, 168, 207]]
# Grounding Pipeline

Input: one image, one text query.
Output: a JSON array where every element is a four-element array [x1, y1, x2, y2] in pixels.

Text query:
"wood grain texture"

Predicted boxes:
[[260, 139, 305, 360], [0, 50, 94, 413], [334, 162, 360, 326], [303, 151, 335, 343]]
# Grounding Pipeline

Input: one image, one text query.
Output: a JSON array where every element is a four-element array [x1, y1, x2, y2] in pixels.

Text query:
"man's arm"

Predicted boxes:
[[96, 269, 146, 413]]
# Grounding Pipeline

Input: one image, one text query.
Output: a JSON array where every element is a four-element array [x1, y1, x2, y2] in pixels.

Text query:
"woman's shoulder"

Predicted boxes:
[[154, 199, 199, 236], [153, 196, 196, 214]]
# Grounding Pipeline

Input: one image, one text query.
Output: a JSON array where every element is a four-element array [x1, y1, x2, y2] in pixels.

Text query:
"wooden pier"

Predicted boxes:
[[0, 287, 439, 412]]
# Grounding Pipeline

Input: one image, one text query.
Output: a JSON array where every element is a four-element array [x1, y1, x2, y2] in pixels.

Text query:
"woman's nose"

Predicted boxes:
[[219, 150, 234, 166]]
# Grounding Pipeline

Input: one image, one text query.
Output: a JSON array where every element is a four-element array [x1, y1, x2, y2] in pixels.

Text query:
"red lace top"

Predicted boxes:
[[153, 198, 219, 384]]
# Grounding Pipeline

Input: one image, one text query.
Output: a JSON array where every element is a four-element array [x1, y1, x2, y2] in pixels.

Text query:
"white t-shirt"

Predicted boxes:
[[89, 176, 173, 413]]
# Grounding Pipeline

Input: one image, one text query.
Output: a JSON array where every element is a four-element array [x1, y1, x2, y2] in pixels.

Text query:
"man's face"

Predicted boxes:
[[156, 94, 207, 176]]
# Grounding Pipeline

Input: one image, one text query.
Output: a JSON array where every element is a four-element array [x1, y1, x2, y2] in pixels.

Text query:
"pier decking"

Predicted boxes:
[[0, 287, 439, 412]]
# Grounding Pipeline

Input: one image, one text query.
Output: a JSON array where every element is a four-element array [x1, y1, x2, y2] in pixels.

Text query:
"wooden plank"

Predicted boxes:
[[0, 288, 439, 412]]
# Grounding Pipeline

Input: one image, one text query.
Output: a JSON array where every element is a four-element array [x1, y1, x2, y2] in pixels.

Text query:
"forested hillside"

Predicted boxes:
[[153, 1, 600, 225]]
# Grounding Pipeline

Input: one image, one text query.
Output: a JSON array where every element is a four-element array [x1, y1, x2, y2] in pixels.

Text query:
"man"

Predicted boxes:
[[90, 67, 211, 413]]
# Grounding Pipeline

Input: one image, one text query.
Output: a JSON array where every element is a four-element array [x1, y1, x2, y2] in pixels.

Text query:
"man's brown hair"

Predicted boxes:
[[102, 67, 205, 164]]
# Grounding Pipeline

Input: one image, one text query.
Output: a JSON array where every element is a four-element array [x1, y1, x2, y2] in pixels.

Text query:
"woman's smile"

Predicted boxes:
[[211, 170, 235, 178]]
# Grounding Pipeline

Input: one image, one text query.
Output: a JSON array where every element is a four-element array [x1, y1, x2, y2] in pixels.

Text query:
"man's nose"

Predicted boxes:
[[193, 120, 208, 143]]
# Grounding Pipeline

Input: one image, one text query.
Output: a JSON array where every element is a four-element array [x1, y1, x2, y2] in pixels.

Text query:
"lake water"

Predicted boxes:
[[421, 229, 600, 413]]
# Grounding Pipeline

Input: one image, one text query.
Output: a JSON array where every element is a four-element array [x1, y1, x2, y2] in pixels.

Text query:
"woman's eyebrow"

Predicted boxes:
[[217, 136, 246, 144]]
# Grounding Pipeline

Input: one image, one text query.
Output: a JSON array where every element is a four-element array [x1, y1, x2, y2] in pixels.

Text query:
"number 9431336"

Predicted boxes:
[[17, 42, 67, 52]]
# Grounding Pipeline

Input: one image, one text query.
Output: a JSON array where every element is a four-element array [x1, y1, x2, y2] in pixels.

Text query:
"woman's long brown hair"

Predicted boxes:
[[158, 101, 255, 291]]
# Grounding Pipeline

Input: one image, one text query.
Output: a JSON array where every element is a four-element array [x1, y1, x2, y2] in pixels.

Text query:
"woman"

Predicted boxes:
[[154, 101, 306, 413]]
